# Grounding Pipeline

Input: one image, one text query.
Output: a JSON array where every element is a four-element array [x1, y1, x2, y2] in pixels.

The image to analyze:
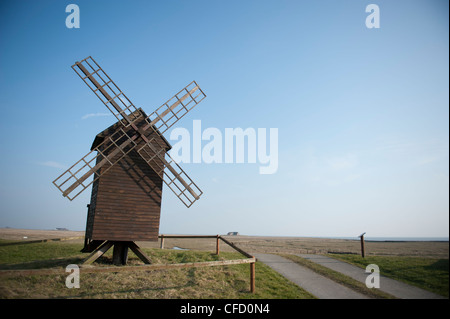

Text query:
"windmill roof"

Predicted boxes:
[[90, 108, 172, 151]]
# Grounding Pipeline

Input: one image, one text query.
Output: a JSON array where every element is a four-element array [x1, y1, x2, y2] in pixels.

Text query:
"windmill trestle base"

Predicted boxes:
[[82, 240, 152, 265]]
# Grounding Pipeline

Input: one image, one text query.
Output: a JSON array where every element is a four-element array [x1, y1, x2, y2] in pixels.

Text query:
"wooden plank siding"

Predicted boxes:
[[85, 178, 99, 239], [86, 109, 170, 242]]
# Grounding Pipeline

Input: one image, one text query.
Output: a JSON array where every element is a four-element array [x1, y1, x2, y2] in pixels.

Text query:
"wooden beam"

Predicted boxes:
[[360, 235, 366, 258], [75, 62, 134, 126], [61, 135, 138, 198], [157, 235, 218, 239], [148, 86, 199, 127], [82, 241, 113, 265], [0, 258, 256, 277], [80, 258, 256, 274], [219, 237, 254, 258], [250, 262, 256, 293], [160, 234, 164, 249], [216, 235, 220, 255], [112, 242, 129, 265], [128, 242, 152, 264]]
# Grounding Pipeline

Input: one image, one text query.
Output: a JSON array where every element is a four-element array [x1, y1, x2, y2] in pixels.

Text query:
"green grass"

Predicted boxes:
[[0, 241, 85, 265], [328, 254, 449, 298], [0, 241, 315, 299]]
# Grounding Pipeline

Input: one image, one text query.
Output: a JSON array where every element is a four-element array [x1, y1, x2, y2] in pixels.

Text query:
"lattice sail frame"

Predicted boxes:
[[144, 81, 206, 134], [71, 57, 141, 126], [138, 139, 203, 208], [53, 128, 137, 200], [53, 56, 206, 207], [71, 57, 206, 132]]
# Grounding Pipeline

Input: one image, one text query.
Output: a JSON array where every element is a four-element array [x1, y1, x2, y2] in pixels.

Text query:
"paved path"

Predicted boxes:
[[298, 254, 446, 299], [254, 253, 369, 299]]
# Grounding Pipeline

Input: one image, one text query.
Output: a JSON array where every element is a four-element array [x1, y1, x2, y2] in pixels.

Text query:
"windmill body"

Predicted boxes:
[[86, 109, 170, 244], [53, 57, 206, 265]]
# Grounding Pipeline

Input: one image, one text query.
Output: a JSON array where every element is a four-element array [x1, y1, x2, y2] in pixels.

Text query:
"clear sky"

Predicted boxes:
[[0, 0, 448, 238]]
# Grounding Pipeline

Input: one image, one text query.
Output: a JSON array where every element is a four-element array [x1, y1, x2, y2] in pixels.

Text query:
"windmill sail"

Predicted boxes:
[[138, 139, 203, 208], [54, 56, 205, 206], [72, 56, 140, 126], [143, 81, 206, 135], [53, 128, 138, 200]]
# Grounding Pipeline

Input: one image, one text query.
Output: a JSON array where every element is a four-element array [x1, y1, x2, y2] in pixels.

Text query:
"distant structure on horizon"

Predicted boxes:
[[227, 232, 239, 236]]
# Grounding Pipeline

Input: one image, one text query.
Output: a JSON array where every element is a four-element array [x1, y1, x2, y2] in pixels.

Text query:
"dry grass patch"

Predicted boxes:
[[0, 241, 313, 299]]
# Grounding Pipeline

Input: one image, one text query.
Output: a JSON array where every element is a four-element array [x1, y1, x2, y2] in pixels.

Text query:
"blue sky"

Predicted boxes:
[[0, 0, 448, 237]]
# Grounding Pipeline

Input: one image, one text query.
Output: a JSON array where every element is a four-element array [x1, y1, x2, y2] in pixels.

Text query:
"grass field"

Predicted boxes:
[[1, 228, 448, 258], [1, 230, 448, 299], [329, 254, 449, 298], [0, 240, 315, 299]]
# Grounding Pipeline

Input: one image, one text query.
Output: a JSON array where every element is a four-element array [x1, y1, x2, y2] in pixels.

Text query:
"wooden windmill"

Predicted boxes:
[[53, 56, 206, 265]]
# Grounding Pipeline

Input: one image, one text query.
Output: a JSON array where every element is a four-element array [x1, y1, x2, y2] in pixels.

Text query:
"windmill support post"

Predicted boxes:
[[82, 241, 152, 265], [112, 242, 129, 265]]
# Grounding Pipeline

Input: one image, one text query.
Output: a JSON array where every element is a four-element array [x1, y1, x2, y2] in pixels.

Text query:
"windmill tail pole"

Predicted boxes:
[[359, 233, 366, 258]]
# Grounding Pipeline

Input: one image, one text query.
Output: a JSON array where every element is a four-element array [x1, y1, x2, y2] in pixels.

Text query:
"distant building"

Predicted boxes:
[[227, 232, 239, 236], [56, 228, 69, 231]]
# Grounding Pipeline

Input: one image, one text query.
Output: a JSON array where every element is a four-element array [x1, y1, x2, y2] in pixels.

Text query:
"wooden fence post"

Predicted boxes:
[[160, 235, 164, 249], [359, 232, 366, 258], [250, 261, 255, 293], [216, 235, 220, 255]]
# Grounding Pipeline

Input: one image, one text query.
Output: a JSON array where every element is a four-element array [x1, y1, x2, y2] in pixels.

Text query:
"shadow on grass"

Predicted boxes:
[[424, 259, 449, 271], [0, 256, 86, 270], [54, 282, 197, 299]]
